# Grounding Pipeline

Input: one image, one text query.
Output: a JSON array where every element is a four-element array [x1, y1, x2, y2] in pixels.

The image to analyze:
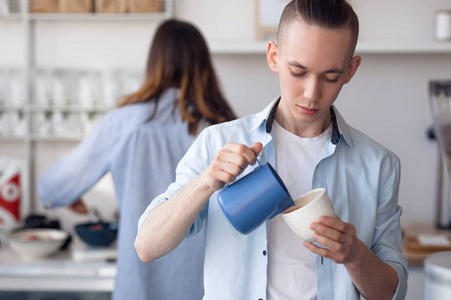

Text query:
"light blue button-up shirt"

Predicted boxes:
[[38, 88, 206, 300], [139, 97, 408, 300]]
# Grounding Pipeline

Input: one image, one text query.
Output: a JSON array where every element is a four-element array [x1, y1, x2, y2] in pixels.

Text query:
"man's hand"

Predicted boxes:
[[201, 142, 263, 192], [304, 215, 399, 299], [68, 198, 89, 214], [303, 216, 364, 264]]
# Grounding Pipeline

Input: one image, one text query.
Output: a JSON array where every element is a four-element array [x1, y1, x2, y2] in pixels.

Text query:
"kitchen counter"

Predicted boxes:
[[402, 223, 451, 266], [0, 242, 117, 292]]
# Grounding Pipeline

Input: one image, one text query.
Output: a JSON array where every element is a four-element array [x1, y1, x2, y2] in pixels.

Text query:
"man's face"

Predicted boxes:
[[267, 20, 360, 137]]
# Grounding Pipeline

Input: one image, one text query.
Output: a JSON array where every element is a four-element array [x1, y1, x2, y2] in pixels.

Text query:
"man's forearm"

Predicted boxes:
[[135, 142, 263, 262], [135, 170, 215, 262], [345, 240, 398, 300]]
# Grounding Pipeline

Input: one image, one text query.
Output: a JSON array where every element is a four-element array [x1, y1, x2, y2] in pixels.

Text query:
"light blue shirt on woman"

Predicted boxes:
[[139, 97, 408, 300], [38, 88, 206, 300]]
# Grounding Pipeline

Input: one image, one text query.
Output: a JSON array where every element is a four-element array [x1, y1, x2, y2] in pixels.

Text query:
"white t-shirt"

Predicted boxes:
[[267, 121, 332, 300]]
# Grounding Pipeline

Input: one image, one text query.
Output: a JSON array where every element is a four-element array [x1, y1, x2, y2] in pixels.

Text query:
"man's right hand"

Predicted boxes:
[[202, 142, 263, 191]]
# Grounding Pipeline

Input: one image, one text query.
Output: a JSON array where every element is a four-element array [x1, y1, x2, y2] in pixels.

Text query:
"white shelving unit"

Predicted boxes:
[[4, 12, 173, 21], [0, 1, 174, 214], [208, 38, 451, 55]]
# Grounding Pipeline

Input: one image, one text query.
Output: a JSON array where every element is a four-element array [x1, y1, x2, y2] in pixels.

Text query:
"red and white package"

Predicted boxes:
[[0, 156, 26, 229]]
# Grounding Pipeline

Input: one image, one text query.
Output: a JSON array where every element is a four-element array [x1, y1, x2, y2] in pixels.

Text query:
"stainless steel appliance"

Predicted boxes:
[[424, 251, 451, 299], [429, 80, 451, 229]]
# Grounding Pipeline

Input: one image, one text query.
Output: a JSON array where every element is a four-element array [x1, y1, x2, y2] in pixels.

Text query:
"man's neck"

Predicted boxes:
[[274, 108, 332, 138]]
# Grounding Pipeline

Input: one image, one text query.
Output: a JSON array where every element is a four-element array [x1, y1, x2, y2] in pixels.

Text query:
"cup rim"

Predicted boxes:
[[282, 188, 326, 214]]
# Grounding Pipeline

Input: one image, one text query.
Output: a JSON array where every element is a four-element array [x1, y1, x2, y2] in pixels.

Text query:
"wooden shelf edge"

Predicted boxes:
[[1, 12, 169, 22]]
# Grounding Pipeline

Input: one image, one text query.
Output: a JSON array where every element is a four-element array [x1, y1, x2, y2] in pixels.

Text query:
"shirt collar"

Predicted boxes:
[[330, 104, 354, 148], [157, 88, 180, 107], [250, 96, 281, 133], [250, 96, 354, 148]]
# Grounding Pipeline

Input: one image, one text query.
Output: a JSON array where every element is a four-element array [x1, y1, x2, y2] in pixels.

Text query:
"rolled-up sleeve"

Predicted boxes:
[[371, 157, 408, 299], [38, 113, 125, 209]]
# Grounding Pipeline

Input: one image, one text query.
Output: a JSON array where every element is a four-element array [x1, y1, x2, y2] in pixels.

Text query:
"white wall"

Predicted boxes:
[[1, 0, 451, 229]]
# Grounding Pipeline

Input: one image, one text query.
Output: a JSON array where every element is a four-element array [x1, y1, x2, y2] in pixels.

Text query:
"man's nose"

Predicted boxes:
[[303, 77, 320, 102]]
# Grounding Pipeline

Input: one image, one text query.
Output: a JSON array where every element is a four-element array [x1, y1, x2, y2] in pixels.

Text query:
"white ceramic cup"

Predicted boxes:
[[80, 112, 93, 135], [52, 111, 67, 136], [78, 75, 95, 108], [101, 70, 121, 108], [282, 188, 336, 242], [66, 113, 82, 136], [11, 111, 26, 137], [53, 76, 69, 107], [0, 112, 11, 136], [35, 112, 51, 136], [9, 74, 25, 108]]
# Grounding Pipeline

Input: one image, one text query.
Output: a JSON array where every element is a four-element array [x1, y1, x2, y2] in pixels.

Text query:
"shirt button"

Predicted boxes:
[[263, 250, 266, 256], [258, 298, 263, 300]]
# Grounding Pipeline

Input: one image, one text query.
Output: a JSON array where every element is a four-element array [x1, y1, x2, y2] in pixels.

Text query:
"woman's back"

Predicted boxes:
[[39, 88, 206, 299], [111, 89, 206, 299]]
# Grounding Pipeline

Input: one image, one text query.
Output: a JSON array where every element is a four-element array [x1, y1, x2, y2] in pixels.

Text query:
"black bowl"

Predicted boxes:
[[75, 222, 118, 247]]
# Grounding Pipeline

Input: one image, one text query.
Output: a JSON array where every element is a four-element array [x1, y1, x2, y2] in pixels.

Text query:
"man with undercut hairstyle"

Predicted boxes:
[[135, 1, 408, 299]]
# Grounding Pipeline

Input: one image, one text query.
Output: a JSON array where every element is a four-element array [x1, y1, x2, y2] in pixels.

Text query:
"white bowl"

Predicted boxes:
[[8, 228, 69, 260], [282, 188, 335, 242]]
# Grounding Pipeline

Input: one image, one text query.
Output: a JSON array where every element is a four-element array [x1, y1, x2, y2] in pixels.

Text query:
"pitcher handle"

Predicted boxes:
[[222, 157, 262, 190], [255, 157, 262, 169]]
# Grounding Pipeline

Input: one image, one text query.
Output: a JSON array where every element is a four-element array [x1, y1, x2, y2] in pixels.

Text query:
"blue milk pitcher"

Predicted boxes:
[[217, 160, 294, 234]]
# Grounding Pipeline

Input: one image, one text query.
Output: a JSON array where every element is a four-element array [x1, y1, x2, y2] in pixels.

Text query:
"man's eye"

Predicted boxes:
[[324, 77, 339, 83], [290, 71, 306, 77]]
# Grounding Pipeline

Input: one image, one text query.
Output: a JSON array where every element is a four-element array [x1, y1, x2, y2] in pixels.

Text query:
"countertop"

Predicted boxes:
[[402, 223, 451, 267], [1, 223, 445, 291], [0, 240, 117, 292]]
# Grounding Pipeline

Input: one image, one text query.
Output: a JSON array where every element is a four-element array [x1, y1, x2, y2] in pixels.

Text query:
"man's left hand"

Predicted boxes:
[[303, 215, 365, 265]]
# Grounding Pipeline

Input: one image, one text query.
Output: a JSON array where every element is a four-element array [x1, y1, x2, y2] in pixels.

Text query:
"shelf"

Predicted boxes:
[[0, 136, 25, 142], [0, 106, 26, 111], [356, 39, 451, 54], [1, 13, 166, 22], [0, 14, 21, 21], [209, 40, 269, 55], [209, 38, 451, 55], [0, 136, 83, 142], [0, 106, 110, 113], [33, 12, 168, 22], [1, 2, 172, 22], [29, 105, 110, 113], [30, 135, 84, 142]]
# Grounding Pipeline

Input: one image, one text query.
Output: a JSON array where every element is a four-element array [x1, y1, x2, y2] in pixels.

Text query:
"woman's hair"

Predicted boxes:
[[119, 19, 236, 135], [278, 0, 359, 58]]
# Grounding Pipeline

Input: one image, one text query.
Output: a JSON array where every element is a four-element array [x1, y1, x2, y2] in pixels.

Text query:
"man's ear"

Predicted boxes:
[[344, 55, 361, 84], [267, 41, 280, 73]]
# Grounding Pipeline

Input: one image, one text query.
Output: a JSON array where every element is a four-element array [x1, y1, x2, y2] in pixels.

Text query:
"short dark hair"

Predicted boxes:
[[277, 0, 359, 57]]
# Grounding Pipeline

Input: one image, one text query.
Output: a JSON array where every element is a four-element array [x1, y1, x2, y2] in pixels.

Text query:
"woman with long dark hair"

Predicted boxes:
[[119, 19, 235, 134], [38, 19, 236, 300]]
